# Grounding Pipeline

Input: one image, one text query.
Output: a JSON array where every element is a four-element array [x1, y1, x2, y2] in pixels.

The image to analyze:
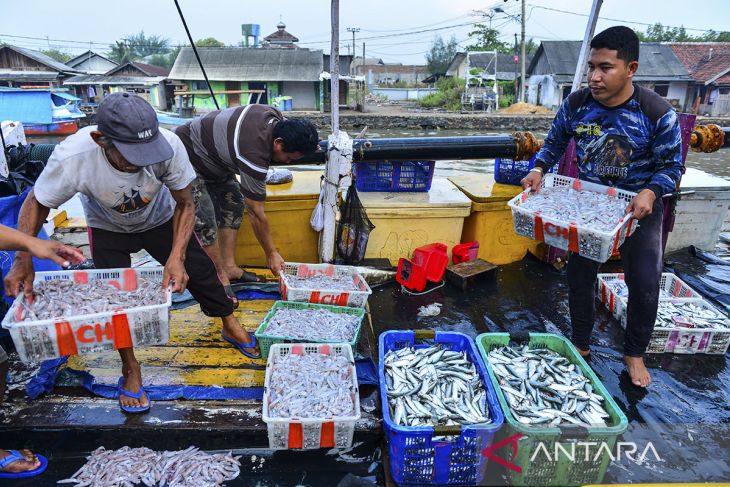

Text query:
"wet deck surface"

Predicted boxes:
[[2, 249, 729, 485]]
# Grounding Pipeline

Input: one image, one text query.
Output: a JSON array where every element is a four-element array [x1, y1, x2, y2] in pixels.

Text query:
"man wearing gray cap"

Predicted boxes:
[[5, 93, 261, 414]]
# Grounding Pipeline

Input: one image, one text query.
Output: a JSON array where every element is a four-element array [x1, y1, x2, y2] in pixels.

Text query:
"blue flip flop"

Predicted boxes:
[[221, 332, 261, 359], [0, 450, 48, 479], [117, 377, 151, 414]]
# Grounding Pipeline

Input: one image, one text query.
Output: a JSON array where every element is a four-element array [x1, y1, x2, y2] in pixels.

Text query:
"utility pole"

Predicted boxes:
[[514, 33, 519, 101], [520, 0, 526, 103], [347, 27, 360, 74]]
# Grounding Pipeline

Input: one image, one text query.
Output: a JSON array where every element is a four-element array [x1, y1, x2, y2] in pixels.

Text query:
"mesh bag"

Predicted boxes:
[[336, 183, 375, 264]]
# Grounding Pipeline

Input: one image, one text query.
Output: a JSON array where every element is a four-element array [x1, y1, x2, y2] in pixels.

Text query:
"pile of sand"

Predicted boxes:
[[501, 102, 553, 114]]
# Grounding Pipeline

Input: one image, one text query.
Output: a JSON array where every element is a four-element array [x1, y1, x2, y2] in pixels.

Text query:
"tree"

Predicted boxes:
[[466, 23, 509, 52], [637, 23, 729, 42], [41, 48, 71, 63], [425, 36, 459, 75], [195, 37, 225, 47], [107, 31, 171, 64]]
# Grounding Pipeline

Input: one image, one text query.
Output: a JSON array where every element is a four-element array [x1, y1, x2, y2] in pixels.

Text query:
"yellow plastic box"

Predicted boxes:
[[449, 174, 541, 265], [357, 177, 472, 266], [235, 171, 321, 267]]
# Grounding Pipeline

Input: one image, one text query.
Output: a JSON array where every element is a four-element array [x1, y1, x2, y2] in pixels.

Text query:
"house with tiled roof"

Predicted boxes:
[[668, 42, 730, 115]]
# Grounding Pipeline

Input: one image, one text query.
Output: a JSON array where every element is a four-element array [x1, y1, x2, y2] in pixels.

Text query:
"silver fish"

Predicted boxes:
[[57, 445, 241, 487], [383, 344, 492, 428], [267, 352, 356, 419], [488, 345, 610, 427], [518, 186, 627, 233], [284, 273, 359, 291], [603, 279, 672, 300], [14, 278, 165, 323], [264, 307, 360, 342], [653, 301, 729, 329]]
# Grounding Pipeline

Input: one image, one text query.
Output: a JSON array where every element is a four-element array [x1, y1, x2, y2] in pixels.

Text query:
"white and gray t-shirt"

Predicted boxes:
[[34, 126, 196, 233]]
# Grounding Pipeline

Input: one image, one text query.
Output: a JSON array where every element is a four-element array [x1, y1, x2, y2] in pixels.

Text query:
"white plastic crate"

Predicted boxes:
[[597, 272, 698, 320], [279, 262, 372, 308], [643, 299, 730, 355], [507, 174, 637, 263], [1, 267, 171, 362], [262, 343, 360, 450]]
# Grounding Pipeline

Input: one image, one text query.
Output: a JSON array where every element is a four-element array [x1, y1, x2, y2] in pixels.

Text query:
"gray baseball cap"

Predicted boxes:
[[96, 92, 173, 167]]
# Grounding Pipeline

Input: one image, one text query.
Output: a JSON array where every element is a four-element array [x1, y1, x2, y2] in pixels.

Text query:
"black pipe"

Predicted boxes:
[[298, 135, 519, 164]]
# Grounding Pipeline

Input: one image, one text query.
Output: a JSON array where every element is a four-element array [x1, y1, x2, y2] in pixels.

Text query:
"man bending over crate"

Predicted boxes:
[[521, 26, 683, 387], [4, 93, 261, 414], [174, 105, 319, 306]]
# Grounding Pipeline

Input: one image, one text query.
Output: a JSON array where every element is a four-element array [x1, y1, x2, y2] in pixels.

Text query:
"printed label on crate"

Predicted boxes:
[[309, 291, 350, 306], [664, 329, 711, 353]]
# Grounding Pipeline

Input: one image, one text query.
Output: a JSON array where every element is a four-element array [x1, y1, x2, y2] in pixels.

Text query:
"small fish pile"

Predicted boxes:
[[285, 273, 359, 291], [383, 344, 491, 427], [519, 186, 626, 232], [57, 446, 241, 487], [267, 352, 356, 418], [15, 278, 165, 322], [264, 307, 360, 342], [604, 279, 671, 299], [654, 301, 729, 329], [488, 345, 609, 426]]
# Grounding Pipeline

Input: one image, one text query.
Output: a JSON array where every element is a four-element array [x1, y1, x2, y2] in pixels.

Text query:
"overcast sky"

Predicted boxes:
[[2, 0, 729, 65]]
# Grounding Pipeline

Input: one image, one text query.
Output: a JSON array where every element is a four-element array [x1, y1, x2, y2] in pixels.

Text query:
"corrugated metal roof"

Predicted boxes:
[[63, 74, 166, 86], [0, 69, 60, 81], [66, 50, 117, 69], [3, 45, 77, 73], [529, 41, 691, 81], [168, 47, 323, 82]]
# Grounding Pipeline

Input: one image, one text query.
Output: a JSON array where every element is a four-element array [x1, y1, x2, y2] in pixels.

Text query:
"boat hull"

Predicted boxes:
[[24, 120, 78, 136]]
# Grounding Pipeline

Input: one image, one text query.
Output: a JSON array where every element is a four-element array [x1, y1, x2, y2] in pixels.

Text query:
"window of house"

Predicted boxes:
[[654, 83, 669, 97], [192, 81, 208, 91]]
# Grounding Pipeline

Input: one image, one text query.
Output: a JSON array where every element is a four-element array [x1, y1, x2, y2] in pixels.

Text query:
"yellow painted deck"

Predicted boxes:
[[67, 301, 272, 388]]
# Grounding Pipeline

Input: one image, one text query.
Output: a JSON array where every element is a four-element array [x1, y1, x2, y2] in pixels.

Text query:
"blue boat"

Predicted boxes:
[[0, 87, 85, 135]]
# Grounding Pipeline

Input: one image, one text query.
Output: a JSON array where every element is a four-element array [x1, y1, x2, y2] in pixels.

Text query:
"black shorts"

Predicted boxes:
[[88, 219, 234, 317]]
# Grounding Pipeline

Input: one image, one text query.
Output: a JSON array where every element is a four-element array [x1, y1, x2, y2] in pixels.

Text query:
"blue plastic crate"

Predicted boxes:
[[379, 330, 504, 485], [354, 160, 435, 192], [494, 155, 556, 185]]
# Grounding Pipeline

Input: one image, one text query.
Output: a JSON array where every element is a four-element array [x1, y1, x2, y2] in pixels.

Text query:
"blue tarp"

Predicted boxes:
[[0, 90, 52, 124], [0, 189, 61, 307]]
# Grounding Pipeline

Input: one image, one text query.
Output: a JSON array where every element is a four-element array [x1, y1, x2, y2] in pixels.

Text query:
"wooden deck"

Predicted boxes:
[[0, 296, 382, 452]]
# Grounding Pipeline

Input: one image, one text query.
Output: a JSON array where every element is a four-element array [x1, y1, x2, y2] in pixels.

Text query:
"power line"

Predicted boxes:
[[528, 4, 721, 33]]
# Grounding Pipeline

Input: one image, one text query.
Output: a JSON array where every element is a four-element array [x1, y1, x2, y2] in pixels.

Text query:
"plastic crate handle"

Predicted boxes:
[[433, 424, 462, 436], [413, 329, 436, 340], [558, 424, 590, 440]]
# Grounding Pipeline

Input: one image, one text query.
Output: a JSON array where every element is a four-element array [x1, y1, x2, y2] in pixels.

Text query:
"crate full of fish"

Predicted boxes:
[[507, 174, 637, 262], [597, 272, 697, 320], [262, 343, 360, 450], [379, 330, 504, 486], [640, 299, 730, 354], [279, 262, 372, 308], [1, 267, 170, 363], [476, 332, 628, 486], [255, 301, 366, 359]]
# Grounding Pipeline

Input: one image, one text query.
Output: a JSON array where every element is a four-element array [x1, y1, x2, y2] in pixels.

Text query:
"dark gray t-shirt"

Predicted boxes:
[[174, 104, 282, 202]]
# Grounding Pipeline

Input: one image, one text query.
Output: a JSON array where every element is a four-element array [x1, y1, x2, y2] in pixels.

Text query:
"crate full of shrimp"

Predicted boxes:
[[262, 343, 361, 450], [1, 267, 171, 363], [597, 272, 698, 320], [507, 175, 637, 263], [279, 262, 372, 308]]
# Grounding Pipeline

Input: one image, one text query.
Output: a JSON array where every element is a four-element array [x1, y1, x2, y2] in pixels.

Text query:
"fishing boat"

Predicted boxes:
[[0, 87, 85, 136]]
